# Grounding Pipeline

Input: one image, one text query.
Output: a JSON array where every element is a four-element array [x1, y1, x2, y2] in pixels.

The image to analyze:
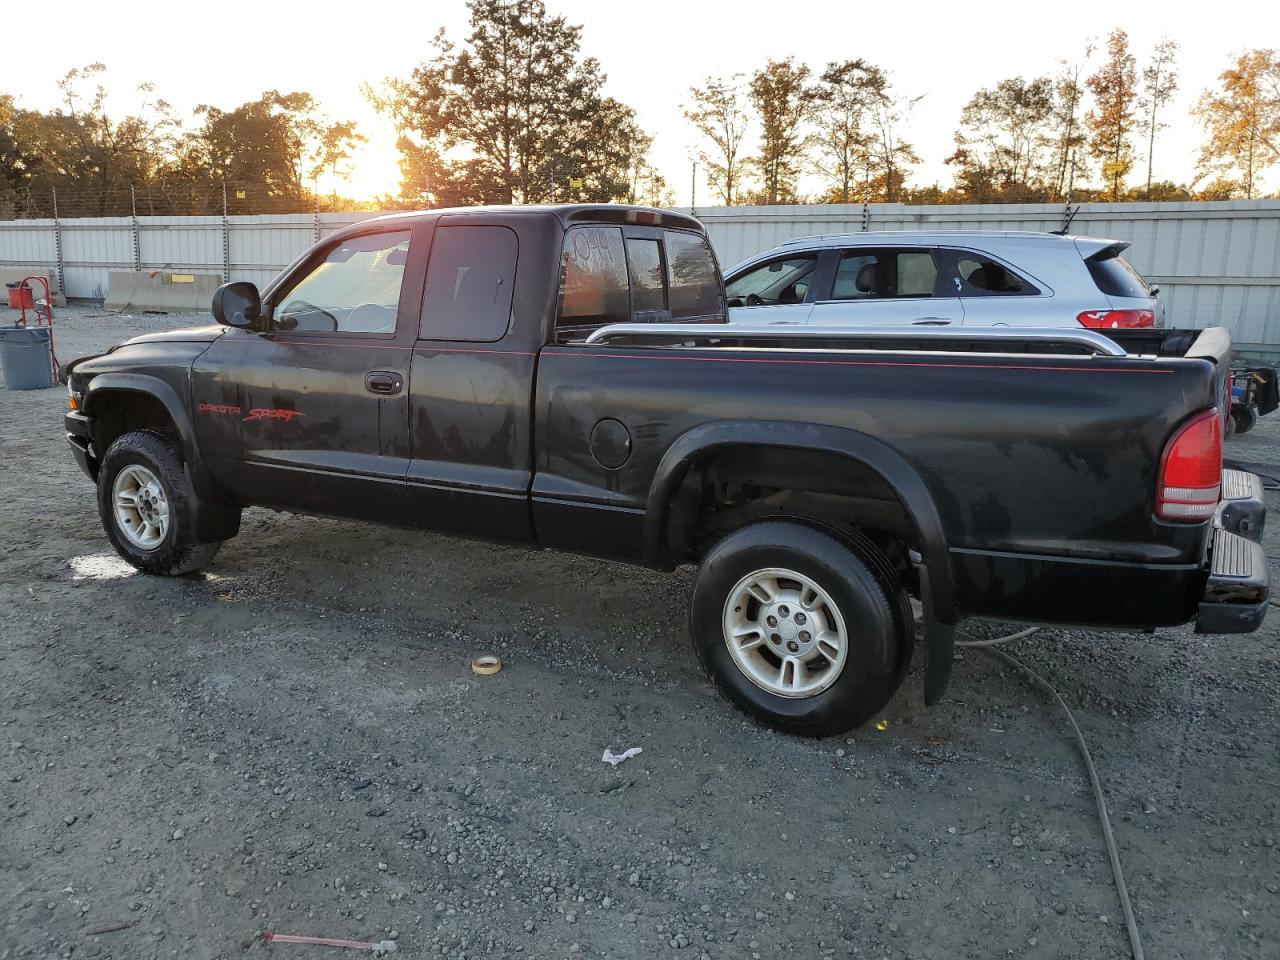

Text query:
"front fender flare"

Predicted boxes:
[[644, 419, 959, 704], [81, 372, 223, 506]]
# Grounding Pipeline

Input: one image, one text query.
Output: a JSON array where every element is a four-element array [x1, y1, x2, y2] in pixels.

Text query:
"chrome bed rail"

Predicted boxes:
[[582, 323, 1129, 358]]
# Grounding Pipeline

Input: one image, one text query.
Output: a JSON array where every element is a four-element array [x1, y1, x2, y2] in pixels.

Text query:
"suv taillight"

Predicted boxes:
[[1077, 309, 1155, 329], [1156, 409, 1222, 521]]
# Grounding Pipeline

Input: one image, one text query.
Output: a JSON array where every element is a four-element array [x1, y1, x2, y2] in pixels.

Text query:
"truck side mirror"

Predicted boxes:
[[212, 281, 261, 328]]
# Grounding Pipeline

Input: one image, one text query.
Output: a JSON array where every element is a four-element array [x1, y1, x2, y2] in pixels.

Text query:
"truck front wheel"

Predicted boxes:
[[97, 430, 224, 576], [690, 521, 906, 737]]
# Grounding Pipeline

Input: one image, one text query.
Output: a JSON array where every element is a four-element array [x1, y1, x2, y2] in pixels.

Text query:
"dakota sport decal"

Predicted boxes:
[[242, 408, 305, 423]]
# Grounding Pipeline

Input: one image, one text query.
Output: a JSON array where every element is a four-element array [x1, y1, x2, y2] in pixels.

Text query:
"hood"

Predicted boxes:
[[120, 324, 226, 346]]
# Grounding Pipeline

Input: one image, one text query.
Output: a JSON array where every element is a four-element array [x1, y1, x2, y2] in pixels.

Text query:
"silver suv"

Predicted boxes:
[[723, 231, 1164, 329]]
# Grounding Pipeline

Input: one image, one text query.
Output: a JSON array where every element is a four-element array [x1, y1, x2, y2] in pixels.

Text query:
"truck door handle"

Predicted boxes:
[[365, 371, 402, 396], [911, 318, 952, 326]]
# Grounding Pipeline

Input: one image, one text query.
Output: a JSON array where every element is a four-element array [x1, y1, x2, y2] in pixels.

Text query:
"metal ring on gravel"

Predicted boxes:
[[111, 463, 170, 550], [721, 567, 848, 698], [471, 655, 502, 676]]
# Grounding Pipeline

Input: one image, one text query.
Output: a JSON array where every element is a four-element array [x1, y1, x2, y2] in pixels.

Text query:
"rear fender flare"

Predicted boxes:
[[644, 420, 959, 702]]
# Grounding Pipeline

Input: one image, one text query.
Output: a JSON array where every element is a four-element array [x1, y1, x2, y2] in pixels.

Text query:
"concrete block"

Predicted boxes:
[[106, 271, 221, 313], [0, 268, 67, 307]]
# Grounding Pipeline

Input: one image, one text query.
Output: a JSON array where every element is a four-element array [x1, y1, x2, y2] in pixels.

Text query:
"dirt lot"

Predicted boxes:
[[2, 307, 1278, 960]]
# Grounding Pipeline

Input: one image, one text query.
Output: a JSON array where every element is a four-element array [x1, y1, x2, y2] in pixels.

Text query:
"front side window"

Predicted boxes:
[[952, 253, 1037, 296], [725, 255, 817, 306], [420, 225, 518, 342], [831, 249, 938, 300], [275, 230, 411, 333]]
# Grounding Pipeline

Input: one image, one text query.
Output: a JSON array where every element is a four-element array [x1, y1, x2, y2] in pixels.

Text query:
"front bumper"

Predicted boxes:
[[1196, 469, 1269, 634], [65, 410, 96, 480]]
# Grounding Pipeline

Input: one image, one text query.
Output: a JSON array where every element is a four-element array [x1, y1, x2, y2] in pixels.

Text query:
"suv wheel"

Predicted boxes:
[[97, 430, 223, 575], [690, 521, 907, 737]]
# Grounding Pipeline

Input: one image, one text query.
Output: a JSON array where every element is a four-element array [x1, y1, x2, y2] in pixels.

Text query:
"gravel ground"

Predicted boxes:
[[2, 307, 1278, 960]]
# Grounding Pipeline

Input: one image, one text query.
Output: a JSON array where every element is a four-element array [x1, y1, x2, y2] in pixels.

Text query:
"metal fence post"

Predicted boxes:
[[130, 184, 141, 272], [313, 195, 321, 244], [221, 183, 231, 282], [51, 188, 65, 297]]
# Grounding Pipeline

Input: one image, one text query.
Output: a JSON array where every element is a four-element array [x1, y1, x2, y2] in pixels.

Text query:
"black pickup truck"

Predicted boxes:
[[64, 205, 1269, 736]]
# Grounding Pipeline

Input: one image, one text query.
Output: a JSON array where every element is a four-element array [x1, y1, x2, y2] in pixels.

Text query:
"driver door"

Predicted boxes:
[[191, 225, 427, 524]]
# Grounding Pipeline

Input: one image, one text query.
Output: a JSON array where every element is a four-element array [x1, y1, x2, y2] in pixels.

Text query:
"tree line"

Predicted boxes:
[[1, 3, 1277, 219], [688, 31, 1280, 205]]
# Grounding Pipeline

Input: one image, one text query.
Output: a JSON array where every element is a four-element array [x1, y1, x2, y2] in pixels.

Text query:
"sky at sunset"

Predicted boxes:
[[4, 0, 1278, 202]]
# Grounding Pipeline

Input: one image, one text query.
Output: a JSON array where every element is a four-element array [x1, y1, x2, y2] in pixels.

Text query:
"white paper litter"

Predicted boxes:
[[601, 747, 643, 767]]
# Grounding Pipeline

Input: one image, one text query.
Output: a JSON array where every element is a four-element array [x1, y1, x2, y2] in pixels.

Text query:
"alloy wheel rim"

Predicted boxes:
[[722, 567, 848, 698], [112, 464, 170, 550]]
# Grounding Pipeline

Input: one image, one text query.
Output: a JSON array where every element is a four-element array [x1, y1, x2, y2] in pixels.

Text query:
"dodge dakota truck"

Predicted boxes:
[[63, 205, 1269, 736]]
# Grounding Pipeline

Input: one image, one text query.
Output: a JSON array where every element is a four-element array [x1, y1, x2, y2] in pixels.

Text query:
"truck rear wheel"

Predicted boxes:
[[690, 521, 906, 737], [97, 430, 223, 576]]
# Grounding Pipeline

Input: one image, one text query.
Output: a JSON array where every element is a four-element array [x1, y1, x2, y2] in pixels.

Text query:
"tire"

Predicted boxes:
[[97, 430, 223, 575], [1233, 405, 1258, 435], [690, 521, 907, 737]]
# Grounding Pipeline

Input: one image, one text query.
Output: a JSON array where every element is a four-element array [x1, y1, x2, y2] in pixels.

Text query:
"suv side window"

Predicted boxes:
[[275, 230, 411, 334], [725, 255, 817, 306], [950, 252, 1039, 297], [831, 249, 938, 300], [420, 224, 518, 342]]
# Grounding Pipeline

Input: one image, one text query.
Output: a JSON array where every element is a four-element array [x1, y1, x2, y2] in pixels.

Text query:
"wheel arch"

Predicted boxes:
[[644, 420, 954, 614], [82, 373, 222, 503], [644, 420, 960, 705]]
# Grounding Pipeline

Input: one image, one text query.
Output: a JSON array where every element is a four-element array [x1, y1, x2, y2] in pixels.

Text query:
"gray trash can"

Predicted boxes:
[[0, 325, 56, 390]]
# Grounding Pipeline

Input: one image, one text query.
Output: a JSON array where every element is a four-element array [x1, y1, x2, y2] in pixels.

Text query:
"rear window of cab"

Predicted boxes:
[[557, 226, 723, 334]]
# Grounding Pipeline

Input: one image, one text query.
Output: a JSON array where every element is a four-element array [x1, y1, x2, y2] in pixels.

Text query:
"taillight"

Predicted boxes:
[[1156, 409, 1222, 521], [1077, 309, 1155, 329]]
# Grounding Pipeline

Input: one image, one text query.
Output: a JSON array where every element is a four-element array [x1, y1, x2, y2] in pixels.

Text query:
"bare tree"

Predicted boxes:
[[1139, 38, 1179, 195], [683, 75, 751, 205]]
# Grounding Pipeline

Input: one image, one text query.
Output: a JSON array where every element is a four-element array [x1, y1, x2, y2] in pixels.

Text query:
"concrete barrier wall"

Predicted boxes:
[[104, 271, 223, 312]]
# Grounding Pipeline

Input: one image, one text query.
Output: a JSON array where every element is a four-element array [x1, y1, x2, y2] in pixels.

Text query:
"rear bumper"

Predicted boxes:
[[65, 410, 97, 480], [1197, 471, 1269, 633]]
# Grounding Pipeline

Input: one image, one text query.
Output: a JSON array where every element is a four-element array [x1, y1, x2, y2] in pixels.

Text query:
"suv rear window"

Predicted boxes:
[[558, 226, 722, 332], [1086, 252, 1151, 299]]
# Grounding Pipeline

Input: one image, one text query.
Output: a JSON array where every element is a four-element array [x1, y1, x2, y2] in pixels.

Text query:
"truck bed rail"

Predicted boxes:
[[582, 324, 1129, 358]]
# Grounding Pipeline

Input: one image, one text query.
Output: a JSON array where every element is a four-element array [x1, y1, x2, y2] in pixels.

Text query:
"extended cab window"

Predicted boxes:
[[420, 224, 518, 342], [626, 238, 667, 321], [558, 226, 723, 334], [275, 230, 410, 334], [831, 249, 937, 300], [664, 230, 723, 320], [559, 226, 631, 329], [952, 253, 1039, 296], [726, 255, 816, 307]]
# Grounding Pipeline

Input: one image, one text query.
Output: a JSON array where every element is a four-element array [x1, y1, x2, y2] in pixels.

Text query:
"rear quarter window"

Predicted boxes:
[[664, 230, 723, 320], [1086, 254, 1151, 299]]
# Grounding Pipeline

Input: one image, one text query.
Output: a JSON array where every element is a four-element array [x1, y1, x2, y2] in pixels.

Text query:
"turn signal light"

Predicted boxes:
[[1077, 309, 1155, 328], [1156, 409, 1222, 521]]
